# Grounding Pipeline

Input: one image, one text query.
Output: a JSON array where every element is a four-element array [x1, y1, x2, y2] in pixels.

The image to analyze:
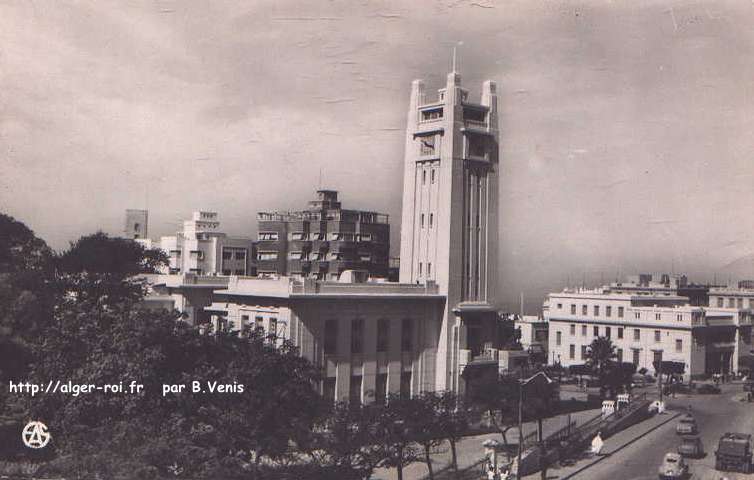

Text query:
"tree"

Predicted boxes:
[[310, 402, 383, 480], [372, 395, 421, 480], [434, 391, 471, 476], [467, 374, 521, 446], [405, 393, 445, 480], [585, 337, 618, 397]]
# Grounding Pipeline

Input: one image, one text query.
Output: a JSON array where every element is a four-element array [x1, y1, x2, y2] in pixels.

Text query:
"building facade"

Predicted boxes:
[[398, 66, 501, 393], [141, 211, 256, 276], [256, 190, 390, 280], [545, 287, 752, 379]]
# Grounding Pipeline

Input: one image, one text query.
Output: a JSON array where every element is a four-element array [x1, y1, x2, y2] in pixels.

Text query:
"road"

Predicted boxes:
[[568, 382, 754, 480]]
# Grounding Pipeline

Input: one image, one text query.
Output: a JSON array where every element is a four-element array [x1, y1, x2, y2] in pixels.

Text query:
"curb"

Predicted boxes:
[[559, 411, 683, 480]]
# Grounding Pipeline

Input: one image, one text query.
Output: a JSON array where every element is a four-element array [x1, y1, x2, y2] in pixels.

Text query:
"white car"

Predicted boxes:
[[658, 452, 688, 479]]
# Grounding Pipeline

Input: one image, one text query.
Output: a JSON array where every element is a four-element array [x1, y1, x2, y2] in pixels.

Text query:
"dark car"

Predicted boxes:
[[678, 436, 704, 458], [697, 384, 721, 394]]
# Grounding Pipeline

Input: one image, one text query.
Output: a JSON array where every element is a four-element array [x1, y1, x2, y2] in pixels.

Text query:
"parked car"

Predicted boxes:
[[658, 452, 688, 479], [696, 383, 721, 394], [677, 436, 704, 458], [675, 415, 697, 435]]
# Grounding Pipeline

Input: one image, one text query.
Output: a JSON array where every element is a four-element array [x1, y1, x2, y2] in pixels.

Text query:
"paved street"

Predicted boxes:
[[372, 383, 754, 480], [532, 382, 754, 480]]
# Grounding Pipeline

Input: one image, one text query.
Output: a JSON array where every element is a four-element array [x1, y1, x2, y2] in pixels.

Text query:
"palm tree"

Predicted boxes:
[[585, 337, 618, 397]]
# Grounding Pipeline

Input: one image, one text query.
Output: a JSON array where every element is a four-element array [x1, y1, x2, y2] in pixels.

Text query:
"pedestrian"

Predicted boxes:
[[591, 431, 604, 456]]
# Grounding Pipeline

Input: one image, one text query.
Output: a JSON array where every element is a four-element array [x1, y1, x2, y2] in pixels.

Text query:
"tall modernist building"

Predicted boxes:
[[399, 67, 501, 393], [256, 190, 390, 280]]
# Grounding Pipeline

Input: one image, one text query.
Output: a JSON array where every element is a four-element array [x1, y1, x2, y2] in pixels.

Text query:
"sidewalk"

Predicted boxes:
[[370, 408, 601, 480], [521, 409, 682, 479]]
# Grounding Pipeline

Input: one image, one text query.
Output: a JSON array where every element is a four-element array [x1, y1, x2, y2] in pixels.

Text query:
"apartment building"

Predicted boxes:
[[139, 211, 256, 276], [545, 287, 752, 379], [256, 190, 390, 280]]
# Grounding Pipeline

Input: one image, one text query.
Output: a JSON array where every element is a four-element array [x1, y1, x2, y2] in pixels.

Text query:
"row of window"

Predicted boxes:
[[715, 297, 754, 309], [418, 262, 432, 277], [323, 371, 412, 405], [420, 213, 434, 229], [565, 344, 677, 363], [221, 248, 247, 261], [222, 269, 247, 276], [324, 318, 414, 355], [556, 326, 673, 345], [259, 231, 378, 243], [559, 303, 625, 318], [239, 314, 277, 336]]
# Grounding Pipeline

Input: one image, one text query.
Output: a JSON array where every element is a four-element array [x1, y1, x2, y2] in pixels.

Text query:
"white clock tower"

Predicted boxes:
[[399, 66, 500, 393]]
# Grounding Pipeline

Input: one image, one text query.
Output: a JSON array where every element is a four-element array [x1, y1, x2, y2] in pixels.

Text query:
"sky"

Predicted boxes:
[[2, 0, 754, 313]]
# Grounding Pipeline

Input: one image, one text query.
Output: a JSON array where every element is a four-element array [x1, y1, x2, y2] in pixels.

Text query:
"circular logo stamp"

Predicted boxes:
[[22, 421, 51, 449]]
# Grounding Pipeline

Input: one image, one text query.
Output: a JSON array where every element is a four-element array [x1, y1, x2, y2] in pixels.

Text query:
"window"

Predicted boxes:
[[557, 303, 563, 310], [254, 316, 264, 331], [269, 318, 277, 338], [196, 251, 204, 260], [235, 250, 246, 260], [351, 319, 364, 354], [377, 319, 390, 352], [655, 313, 661, 321], [594, 306, 600, 316], [581, 325, 587, 337], [223, 250, 233, 260], [606, 306, 612, 317], [617, 349, 624, 362], [427, 262, 432, 275], [634, 312, 641, 319], [429, 213, 434, 228], [401, 319, 413, 351], [324, 319, 338, 355], [420, 136, 436, 156], [556, 331, 562, 346], [349, 375, 362, 406], [633, 329, 640, 341], [605, 327, 612, 339], [570, 324, 576, 336], [581, 345, 587, 359], [729, 298, 735, 308], [675, 339, 683, 352], [738, 298, 744, 309], [632, 349, 640, 366], [618, 327, 624, 339], [717, 298, 724, 308], [593, 326, 599, 337], [258, 251, 278, 261], [422, 169, 427, 184], [418, 262, 423, 275], [290, 232, 306, 241], [421, 108, 443, 121], [375, 374, 387, 405], [618, 306, 624, 318], [400, 372, 412, 399], [676, 314, 683, 321], [323, 378, 336, 402], [582, 305, 588, 315], [653, 350, 663, 368], [421, 214, 425, 228], [430, 169, 436, 183], [570, 304, 576, 315], [750, 299, 754, 309], [654, 330, 661, 342], [569, 344, 575, 359], [259, 232, 279, 241]]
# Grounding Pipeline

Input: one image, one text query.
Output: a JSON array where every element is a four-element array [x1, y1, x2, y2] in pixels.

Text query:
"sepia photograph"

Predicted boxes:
[[1, 1, 753, 479]]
